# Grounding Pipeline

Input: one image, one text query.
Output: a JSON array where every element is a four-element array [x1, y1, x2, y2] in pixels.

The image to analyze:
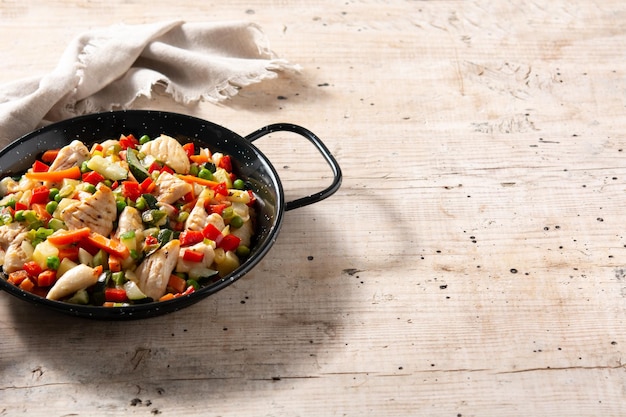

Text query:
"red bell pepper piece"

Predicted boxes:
[[23, 261, 43, 278], [212, 182, 228, 196], [182, 249, 204, 262], [15, 202, 28, 211], [160, 165, 174, 175], [219, 234, 241, 252], [179, 230, 204, 246], [82, 170, 105, 185], [218, 155, 232, 172], [140, 177, 156, 193], [119, 134, 139, 150], [30, 186, 50, 205], [121, 181, 141, 201], [182, 142, 194, 158], [105, 287, 128, 302], [32, 160, 50, 173], [208, 203, 227, 215], [202, 223, 222, 243], [148, 161, 162, 174]]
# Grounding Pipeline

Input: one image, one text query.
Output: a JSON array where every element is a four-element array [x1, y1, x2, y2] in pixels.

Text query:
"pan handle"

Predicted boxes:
[[245, 123, 342, 211]]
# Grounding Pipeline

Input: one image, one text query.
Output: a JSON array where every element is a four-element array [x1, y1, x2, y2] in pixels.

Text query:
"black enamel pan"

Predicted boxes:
[[0, 110, 342, 319]]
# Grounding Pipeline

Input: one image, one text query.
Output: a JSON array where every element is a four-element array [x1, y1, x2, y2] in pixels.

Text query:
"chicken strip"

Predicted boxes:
[[176, 241, 216, 279], [60, 186, 117, 236], [140, 134, 190, 174], [45, 140, 90, 188], [0, 223, 29, 273], [135, 240, 180, 300], [47, 264, 100, 301], [115, 206, 144, 239], [185, 196, 225, 232], [154, 171, 192, 205]]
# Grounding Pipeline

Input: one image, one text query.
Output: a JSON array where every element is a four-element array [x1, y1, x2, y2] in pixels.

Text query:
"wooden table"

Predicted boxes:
[[1, 1, 625, 415]]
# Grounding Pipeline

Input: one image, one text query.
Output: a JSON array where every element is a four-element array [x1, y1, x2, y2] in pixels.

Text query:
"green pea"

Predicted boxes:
[[48, 188, 59, 201], [230, 215, 244, 228], [46, 255, 60, 270], [83, 184, 96, 194], [139, 135, 151, 145], [198, 168, 213, 180], [189, 164, 199, 176], [236, 245, 250, 258], [45, 201, 58, 215], [233, 179, 246, 190]]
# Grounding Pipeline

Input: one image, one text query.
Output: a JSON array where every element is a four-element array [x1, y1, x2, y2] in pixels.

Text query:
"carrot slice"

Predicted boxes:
[[41, 149, 60, 164], [25, 166, 81, 182], [82, 232, 130, 259], [177, 174, 218, 188], [47, 227, 91, 246]]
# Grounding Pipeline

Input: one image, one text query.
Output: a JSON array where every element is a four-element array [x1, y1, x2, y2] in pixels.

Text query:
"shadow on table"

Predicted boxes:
[[3, 209, 352, 409]]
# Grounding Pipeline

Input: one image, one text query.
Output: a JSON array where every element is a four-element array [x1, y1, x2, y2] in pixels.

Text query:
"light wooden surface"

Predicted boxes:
[[2, 1, 626, 416]]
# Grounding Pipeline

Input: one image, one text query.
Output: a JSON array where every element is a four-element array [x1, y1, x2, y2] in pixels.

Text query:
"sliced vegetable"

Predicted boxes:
[[177, 174, 219, 188], [30, 186, 50, 205], [32, 160, 50, 173], [41, 149, 60, 164], [219, 234, 241, 252], [25, 166, 81, 182], [126, 148, 150, 182], [86, 155, 128, 181], [183, 249, 204, 262], [179, 230, 204, 247], [105, 287, 128, 303], [47, 227, 91, 246], [37, 270, 57, 287], [167, 274, 187, 294], [82, 232, 130, 259]]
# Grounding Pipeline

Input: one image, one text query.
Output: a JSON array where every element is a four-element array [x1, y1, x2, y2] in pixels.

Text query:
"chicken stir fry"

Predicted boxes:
[[0, 133, 256, 306]]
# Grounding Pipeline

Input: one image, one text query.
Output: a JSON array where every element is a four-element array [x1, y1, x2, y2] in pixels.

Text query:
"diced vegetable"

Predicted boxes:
[[2, 132, 256, 306], [25, 166, 81, 182], [47, 227, 91, 246], [86, 155, 128, 181]]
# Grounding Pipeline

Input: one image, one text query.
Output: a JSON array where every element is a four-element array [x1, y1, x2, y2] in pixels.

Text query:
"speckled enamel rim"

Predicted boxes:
[[0, 110, 342, 320]]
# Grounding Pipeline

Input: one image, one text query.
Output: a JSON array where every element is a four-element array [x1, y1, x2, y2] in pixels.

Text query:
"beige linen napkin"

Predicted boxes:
[[0, 20, 298, 146]]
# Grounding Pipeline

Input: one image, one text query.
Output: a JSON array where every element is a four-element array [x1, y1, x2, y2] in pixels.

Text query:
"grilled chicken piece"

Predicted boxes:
[[44, 140, 90, 188], [48, 140, 90, 172], [140, 134, 190, 174], [154, 171, 192, 204], [176, 241, 216, 279], [47, 264, 100, 301], [185, 194, 225, 232], [135, 240, 180, 300], [60, 186, 117, 236], [115, 206, 144, 239], [0, 223, 30, 273]]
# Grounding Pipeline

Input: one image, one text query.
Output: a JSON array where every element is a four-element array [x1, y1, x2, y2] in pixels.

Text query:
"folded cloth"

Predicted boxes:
[[0, 20, 299, 146]]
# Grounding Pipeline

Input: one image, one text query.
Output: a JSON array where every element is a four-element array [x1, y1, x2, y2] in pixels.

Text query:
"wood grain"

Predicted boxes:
[[1, 1, 626, 416]]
